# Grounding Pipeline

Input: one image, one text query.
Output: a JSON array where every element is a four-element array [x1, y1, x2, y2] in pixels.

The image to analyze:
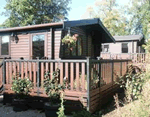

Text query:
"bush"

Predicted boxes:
[[43, 68, 66, 103], [11, 77, 33, 96], [116, 66, 145, 100]]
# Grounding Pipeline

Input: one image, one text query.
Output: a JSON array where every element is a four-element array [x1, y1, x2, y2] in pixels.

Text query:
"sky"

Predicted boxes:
[[0, 0, 129, 25]]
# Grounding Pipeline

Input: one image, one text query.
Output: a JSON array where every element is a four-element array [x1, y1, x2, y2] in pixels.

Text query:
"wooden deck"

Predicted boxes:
[[0, 58, 131, 113]]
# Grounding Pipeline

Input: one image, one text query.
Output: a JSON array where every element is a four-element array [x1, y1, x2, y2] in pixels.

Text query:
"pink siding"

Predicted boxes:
[[54, 29, 62, 59], [11, 34, 30, 59], [47, 32, 52, 58]]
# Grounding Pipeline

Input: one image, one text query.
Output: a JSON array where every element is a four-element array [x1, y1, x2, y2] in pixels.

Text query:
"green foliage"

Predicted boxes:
[[11, 77, 33, 95], [143, 39, 150, 53], [57, 93, 66, 117], [117, 68, 145, 100], [43, 68, 66, 103], [1, 0, 71, 27], [87, 0, 129, 36], [126, 0, 150, 39], [62, 34, 81, 49], [62, 35, 76, 46]]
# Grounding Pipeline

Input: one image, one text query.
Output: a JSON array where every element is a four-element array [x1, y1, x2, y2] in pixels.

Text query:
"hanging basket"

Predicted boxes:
[[62, 35, 77, 46]]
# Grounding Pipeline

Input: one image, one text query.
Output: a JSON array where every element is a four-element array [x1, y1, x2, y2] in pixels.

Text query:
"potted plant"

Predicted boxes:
[[62, 34, 78, 51], [43, 68, 66, 117], [11, 77, 33, 111]]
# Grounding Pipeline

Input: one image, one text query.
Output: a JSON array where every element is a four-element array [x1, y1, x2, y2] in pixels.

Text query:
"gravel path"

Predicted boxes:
[[0, 95, 46, 117], [0, 95, 74, 117]]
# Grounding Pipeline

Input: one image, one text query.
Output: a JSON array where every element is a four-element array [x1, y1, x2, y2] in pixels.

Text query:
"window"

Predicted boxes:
[[32, 34, 45, 59], [71, 37, 82, 56], [63, 34, 83, 57], [102, 44, 109, 52], [1, 36, 10, 56], [122, 43, 128, 53]]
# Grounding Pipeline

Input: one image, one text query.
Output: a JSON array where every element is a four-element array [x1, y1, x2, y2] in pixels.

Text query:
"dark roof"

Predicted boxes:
[[64, 18, 115, 43], [114, 35, 144, 42], [0, 22, 63, 32], [0, 18, 115, 43]]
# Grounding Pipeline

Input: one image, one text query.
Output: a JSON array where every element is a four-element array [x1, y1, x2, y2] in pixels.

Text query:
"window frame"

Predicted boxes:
[[30, 32, 47, 59], [0, 35, 11, 58], [121, 42, 128, 53], [101, 44, 109, 53]]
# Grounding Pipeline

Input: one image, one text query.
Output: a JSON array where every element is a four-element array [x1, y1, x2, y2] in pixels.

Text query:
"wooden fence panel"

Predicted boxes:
[[33, 62, 36, 87], [29, 62, 32, 81], [50, 62, 53, 79], [21, 62, 24, 79], [41, 62, 44, 88], [25, 62, 28, 78], [60, 63, 63, 85], [76, 63, 79, 91], [82, 63, 85, 91], [70, 62, 74, 90], [6, 62, 9, 84]]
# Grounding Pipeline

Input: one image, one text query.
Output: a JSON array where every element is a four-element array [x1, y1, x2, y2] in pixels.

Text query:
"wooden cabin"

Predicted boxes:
[[0, 18, 115, 60], [0, 18, 131, 113], [101, 35, 145, 60]]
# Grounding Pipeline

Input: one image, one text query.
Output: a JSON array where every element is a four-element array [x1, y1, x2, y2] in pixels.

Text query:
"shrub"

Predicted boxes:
[[43, 68, 66, 103], [57, 92, 66, 117], [116, 66, 145, 100], [11, 77, 33, 99]]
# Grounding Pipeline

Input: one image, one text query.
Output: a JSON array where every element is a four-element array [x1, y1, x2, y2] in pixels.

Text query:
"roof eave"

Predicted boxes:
[[97, 19, 115, 43], [63, 18, 99, 29], [63, 18, 116, 43], [0, 22, 63, 32]]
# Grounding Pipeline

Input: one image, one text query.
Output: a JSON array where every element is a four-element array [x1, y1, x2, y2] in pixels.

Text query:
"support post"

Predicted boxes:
[[2, 58, 6, 91], [19, 60, 21, 77], [97, 57, 101, 87], [112, 61, 114, 83], [86, 57, 91, 112], [36, 57, 40, 96], [120, 60, 122, 76]]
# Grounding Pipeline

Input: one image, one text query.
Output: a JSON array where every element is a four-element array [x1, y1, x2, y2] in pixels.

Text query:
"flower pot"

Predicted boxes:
[[12, 98, 28, 111], [44, 102, 60, 117], [27, 99, 44, 109]]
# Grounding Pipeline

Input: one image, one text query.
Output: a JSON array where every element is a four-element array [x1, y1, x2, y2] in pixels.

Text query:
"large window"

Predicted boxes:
[[122, 43, 128, 53], [102, 44, 109, 52], [32, 34, 45, 59], [1, 36, 9, 56]]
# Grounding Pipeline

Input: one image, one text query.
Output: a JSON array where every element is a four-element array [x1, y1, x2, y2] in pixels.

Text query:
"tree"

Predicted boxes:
[[87, 0, 129, 36], [2, 0, 71, 27], [127, 0, 150, 40]]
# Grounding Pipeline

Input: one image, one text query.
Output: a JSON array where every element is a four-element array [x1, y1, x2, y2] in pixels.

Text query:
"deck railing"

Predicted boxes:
[[88, 58, 131, 112], [2, 58, 131, 113], [101, 53, 146, 63]]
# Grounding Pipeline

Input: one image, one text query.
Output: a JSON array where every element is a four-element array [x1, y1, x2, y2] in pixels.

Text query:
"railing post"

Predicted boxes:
[[36, 57, 40, 96], [2, 58, 6, 92], [120, 59, 122, 76], [86, 57, 91, 112], [97, 57, 101, 87], [111, 60, 114, 83]]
